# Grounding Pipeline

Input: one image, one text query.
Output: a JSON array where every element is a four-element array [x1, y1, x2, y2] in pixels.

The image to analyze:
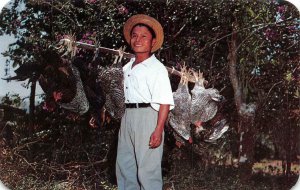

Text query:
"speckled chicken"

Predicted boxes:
[[96, 52, 125, 120], [168, 66, 192, 141], [190, 70, 223, 127], [38, 51, 90, 115]]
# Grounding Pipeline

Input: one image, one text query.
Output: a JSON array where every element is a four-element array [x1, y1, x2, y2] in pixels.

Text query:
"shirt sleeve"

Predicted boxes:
[[149, 66, 175, 111]]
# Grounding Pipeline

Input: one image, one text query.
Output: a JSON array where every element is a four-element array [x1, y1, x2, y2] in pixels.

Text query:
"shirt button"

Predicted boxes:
[[126, 87, 128, 89], [128, 74, 130, 77], [127, 100, 129, 102]]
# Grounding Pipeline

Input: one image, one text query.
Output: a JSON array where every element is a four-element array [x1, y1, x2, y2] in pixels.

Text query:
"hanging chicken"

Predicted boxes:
[[71, 56, 106, 127], [96, 48, 125, 120], [53, 36, 228, 139], [38, 50, 90, 115], [190, 70, 223, 131], [48, 36, 108, 125], [168, 66, 192, 142]]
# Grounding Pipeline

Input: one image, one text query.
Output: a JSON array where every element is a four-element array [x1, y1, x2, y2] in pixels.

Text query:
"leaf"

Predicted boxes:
[[294, 88, 300, 98], [239, 58, 245, 64], [284, 72, 292, 82], [247, 7, 255, 18]]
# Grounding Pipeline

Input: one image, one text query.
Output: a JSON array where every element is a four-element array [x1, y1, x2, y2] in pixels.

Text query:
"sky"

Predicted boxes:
[[0, 2, 16, 190], [0, 0, 43, 98], [0, 1, 39, 189]]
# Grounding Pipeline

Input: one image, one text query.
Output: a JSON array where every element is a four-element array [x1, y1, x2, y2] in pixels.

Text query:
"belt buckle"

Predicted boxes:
[[136, 103, 139, 108]]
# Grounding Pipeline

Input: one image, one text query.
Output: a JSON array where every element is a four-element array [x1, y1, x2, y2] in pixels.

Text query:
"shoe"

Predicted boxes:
[[205, 119, 229, 143]]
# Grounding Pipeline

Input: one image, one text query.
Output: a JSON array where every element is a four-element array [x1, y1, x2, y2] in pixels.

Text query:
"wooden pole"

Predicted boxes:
[[74, 41, 135, 59], [58, 38, 200, 83]]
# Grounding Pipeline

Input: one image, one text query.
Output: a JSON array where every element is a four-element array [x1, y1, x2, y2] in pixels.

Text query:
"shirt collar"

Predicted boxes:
[[129, 54, 157, 68]]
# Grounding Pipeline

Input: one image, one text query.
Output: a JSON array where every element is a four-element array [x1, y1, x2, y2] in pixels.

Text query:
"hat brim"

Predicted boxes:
[[123, 14, 164, 53]]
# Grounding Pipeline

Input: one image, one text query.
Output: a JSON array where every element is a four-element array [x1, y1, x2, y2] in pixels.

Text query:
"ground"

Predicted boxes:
[[0, 138, 298, 190], [0, 114, 298, 190]]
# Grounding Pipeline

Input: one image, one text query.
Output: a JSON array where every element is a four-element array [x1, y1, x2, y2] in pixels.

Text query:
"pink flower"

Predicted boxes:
[[288, 25, 296, 33], [264, 28, 277, 41], [55, 34, 63, 40], [118, 5, 128, 15], [277, 5, 285, 14], [42, 101, 56, 112], [86, 0, 97, 4], [87, 40, 94, 44]]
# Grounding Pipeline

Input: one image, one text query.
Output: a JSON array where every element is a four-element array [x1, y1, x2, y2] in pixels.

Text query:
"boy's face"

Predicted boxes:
[[130, 25, 156, 54]]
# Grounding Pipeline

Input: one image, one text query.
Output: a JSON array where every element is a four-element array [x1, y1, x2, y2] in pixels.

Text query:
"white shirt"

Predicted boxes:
[[123, 54, 174, 111]]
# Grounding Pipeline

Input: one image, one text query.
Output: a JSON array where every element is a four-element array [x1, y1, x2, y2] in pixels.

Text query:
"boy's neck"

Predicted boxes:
[[133, 52, 152, 66]]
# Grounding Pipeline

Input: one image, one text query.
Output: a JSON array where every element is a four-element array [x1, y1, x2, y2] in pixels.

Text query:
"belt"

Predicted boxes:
[[125, 103, 151, 108]]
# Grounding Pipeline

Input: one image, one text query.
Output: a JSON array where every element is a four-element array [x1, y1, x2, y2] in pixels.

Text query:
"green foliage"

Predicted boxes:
[[0, 0, 298, 87], [1, 93, 22, 107]]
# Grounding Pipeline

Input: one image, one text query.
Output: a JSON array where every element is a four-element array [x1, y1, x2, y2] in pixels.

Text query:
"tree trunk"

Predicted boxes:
[[227, 22, 256, 181], [284, 120, 292, 177], [237, 118, 256, 181], [29, 78, 36, 135]]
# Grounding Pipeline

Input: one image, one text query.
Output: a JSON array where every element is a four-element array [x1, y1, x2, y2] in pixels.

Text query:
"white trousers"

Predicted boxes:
[[116, 107, 164, 190]]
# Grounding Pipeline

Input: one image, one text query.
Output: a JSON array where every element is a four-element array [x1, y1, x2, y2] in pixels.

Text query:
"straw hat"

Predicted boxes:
[[123, 14, 164, 52]]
